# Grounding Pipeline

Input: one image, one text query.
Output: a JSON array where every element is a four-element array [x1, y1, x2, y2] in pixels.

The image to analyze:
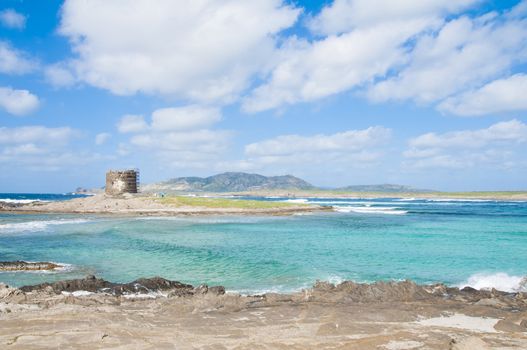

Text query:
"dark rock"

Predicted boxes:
[[19, 275, 225, 297], [208, 286, 226, 295], [0, 261, 61, 271]]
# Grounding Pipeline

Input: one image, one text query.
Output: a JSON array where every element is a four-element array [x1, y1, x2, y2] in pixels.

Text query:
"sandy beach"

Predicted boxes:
[[1, 277, 526, 349]]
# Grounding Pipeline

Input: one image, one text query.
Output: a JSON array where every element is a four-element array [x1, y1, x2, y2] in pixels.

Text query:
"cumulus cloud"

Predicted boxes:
[[0, 126, 78, 145], [438, 74, 527, 116], [404, 120, 527, 168], [0, 126, 83, 170], [243, 0, 483, 112], [0, 9, 26, 29], [243, 19, 435, 112], [57, 0, 299, 104], [368, 7, 527, 105], [151, 106, 221, 131], [308, 0, 478, 35], [0, 87, 40, 116], [243, 126, 391, 169], [118, 105, 232, 168], [0, 41, 36, 74]]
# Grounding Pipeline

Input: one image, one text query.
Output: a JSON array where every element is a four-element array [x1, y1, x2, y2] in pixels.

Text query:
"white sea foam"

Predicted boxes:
[[334, 206, 408, 215], [457, 272, 527, 293], [0, 199, 47, 204], [426, 198, 494, 202], [0, 219, 90, 234], [61, 290, 94, 297], [283, 198, 309, 204]]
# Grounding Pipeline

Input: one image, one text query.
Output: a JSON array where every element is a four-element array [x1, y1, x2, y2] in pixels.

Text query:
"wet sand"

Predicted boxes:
[[1, 278, 526, 349]]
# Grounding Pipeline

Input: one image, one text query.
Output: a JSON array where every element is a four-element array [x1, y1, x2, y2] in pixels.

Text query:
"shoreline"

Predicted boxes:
[[1, 276, 526, 349]]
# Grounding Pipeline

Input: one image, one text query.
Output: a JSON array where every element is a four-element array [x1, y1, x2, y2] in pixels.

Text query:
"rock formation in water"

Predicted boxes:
[[0, 261, 61, 271]]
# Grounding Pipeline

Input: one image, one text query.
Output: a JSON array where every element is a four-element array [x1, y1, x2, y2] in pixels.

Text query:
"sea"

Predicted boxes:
[[1, 193, 526, 294]]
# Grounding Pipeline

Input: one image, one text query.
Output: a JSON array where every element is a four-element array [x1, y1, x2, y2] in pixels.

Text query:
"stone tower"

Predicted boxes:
[[105, 169, 139, 195]]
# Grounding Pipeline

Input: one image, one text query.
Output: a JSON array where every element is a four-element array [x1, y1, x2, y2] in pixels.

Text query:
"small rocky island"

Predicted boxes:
[[0, 261, 62, 272]]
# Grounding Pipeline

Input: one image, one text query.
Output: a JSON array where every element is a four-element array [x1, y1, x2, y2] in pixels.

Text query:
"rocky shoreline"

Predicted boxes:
[[1, 276, 527, 348]]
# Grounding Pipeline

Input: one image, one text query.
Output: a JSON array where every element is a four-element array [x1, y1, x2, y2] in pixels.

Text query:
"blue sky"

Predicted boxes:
[[1, 0, 527, 192]]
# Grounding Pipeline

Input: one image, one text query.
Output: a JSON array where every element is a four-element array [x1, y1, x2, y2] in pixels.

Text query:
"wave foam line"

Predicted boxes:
[[0, 199, 47, 204], [334, 206, 408, 215], [0, 219, 90, 233]]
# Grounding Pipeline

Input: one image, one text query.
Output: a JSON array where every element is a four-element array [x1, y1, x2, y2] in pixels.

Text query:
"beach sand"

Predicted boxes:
[[1, 278, 526, 349]]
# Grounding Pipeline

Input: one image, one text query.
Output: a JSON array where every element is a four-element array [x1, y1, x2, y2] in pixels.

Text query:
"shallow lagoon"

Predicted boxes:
[[1, 197, 526, 294]]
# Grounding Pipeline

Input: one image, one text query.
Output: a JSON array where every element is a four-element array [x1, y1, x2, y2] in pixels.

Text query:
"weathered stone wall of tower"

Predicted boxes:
[[105, 170, 139, 195]]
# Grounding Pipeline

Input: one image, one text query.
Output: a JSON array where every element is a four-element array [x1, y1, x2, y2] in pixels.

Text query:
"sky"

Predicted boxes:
[[1, 0, 527, 192]]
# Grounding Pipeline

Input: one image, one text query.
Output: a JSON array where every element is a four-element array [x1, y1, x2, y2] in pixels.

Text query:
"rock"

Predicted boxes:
[[312, 280, 435, 303], [494, 319, 526, 332], [208, 286, 225, 295], [19, 275, 225, 298], [451, 336, 489, 350], [194, 284, 209, 294], [0, 261, 62, 271], [21, 275, 190, 295]]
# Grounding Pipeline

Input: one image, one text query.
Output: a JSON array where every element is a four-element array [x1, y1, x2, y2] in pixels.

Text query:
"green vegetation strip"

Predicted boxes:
[[156, 196, 303, 209]]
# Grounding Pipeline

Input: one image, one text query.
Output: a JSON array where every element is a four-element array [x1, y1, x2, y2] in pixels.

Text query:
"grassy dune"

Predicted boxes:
[[156, 196, 301, 209]]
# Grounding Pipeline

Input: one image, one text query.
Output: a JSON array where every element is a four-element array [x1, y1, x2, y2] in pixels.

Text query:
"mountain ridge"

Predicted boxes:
[[140, 172, 433, 193], [141, 172, 315, 193]]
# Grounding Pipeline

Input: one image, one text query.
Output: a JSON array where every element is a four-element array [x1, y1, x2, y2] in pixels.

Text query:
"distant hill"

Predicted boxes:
[[336, 184, 433, 193], [142, 172, 315, 193]]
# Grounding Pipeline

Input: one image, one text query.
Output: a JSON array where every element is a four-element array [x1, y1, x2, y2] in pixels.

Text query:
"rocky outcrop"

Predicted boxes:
[[0, 261, 62, 271], [19, 275, 225, 297]]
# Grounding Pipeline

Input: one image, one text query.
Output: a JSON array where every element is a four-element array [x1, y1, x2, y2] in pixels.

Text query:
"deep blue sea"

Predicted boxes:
[[1, 193, 526, 294]]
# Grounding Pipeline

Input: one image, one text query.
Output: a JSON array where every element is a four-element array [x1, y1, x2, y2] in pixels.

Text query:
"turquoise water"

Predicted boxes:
[[1, 196, 526, 293]]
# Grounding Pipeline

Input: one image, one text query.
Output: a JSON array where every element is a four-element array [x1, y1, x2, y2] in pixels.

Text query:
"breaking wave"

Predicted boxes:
[[456, 272, 527, 293]]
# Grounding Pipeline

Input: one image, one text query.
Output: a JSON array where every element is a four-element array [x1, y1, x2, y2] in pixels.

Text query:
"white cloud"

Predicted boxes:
[[242, 0, 483, 112], [0, 87, 40, 116], [117, 115, 148, 133], [438, 74, 527, 116], [0, 41, 36, 74], [0, 126, 107, 171], [58, 0, 299, 104], [151, 106, 221, 131], [404, 120, 527, 168], [95, 132, 111, 145], [368, 10, 527, 105], [0, 126, 78, 145], [0, 9, 26, 29], [118, 105, 232, 168], [243, 18, 436, 112], [308, 0, 479, 35], [44, 63, 76, 88], [243, 126, 391, 169]]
